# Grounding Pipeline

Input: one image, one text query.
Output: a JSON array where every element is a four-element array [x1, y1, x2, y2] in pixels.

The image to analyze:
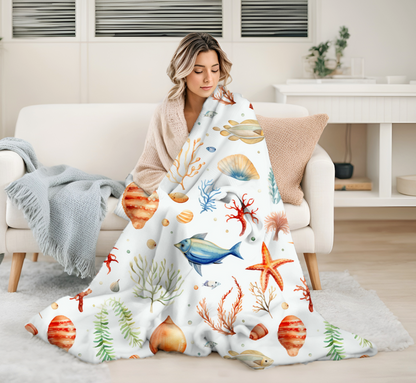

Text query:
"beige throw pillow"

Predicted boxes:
[[256, 113, 330, 206]]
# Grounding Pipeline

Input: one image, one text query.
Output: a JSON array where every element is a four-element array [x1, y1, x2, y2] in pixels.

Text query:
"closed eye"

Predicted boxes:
[[195, 70, 219, 74]]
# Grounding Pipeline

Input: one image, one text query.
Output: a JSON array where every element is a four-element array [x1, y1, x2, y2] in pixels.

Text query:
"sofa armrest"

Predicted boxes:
[[0, 151, 26, 253], [300, 143, 335, 255]]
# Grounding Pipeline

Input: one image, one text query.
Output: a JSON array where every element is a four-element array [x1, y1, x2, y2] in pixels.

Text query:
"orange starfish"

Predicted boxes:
[[246, 242, 294, 292]]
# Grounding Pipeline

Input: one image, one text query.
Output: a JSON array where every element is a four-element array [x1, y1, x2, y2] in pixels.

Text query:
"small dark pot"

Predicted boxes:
[[334, 163, 354, 179]]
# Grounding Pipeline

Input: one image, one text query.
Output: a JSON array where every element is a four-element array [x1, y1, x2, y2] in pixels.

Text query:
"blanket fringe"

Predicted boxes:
[[5, 181, 97, 279]]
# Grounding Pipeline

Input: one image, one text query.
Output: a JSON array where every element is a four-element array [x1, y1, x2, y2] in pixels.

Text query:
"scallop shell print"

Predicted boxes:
[[213, 119, 264, 144], [217, 154, 260, 181]]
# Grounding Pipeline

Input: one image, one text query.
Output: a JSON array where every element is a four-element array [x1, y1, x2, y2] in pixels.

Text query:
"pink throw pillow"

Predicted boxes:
[[256, 113, 330, 206]]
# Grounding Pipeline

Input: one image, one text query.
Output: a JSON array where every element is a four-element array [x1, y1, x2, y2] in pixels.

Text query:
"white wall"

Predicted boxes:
[[1, 0, 415, 220]]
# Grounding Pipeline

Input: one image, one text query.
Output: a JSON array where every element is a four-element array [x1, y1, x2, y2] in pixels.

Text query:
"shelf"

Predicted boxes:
[[274, 84, 416, 209], [335, 190, 416, 207]]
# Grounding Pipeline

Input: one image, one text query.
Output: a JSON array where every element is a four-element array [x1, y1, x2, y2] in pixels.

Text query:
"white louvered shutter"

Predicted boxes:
[[95, 0, 223, 37], [241, 0, 308, 37], [12, 0, 76, 38]]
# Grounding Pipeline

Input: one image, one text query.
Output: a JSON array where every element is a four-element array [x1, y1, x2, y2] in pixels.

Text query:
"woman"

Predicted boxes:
[[132, 32, 233, 195]]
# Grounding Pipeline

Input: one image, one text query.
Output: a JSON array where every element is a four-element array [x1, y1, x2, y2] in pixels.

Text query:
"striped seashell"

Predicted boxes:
[[217, 154, 260, 181], [25, 323, 38, 336], [47, 315, 76, 351], [249, 323, 269, 340], [129, 355, 140, 359], [121, 182, 159, 229], [277, 315, 306, 357], [176, 210, 194, 223]]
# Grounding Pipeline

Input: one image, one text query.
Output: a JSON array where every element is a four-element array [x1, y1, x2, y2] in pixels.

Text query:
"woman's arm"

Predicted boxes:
[[132, 105, 167, 195]]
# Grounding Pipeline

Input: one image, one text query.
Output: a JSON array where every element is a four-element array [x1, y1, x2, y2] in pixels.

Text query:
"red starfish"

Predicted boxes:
[[246, 242, 294, 292]]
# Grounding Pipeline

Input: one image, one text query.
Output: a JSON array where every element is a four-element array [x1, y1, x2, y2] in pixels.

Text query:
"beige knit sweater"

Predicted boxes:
[[132, 93, 189, 195]]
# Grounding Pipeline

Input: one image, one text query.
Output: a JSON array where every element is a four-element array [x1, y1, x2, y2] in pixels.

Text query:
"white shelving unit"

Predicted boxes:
[[273, 83, 416, 207]]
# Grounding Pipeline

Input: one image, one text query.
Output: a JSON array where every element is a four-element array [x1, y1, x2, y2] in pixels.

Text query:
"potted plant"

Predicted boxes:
[[306, 26, 350, 78], [333, 26, 350, 74]]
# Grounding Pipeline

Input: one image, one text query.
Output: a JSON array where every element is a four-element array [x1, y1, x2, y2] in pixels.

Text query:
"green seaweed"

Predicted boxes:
[[93, 304, 116, 361], [108, 297, 143, 348], [268, 167, 281, 204], [323, 321, 346, 360], [129, 255, 184, 313]]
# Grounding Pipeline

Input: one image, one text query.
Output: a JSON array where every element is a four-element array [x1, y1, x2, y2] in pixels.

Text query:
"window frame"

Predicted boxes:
[[1, 0, 314, 44]]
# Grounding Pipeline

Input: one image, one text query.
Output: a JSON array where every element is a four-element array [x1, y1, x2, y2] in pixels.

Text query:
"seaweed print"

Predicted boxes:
[[198, 179, 222, 213], [93, 297, 143, 362], [268, 168, 281, 204], [323, 321, 347, 360]]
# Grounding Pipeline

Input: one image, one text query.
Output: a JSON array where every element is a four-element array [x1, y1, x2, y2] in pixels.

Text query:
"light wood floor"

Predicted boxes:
[[5, 220, 416, 382]]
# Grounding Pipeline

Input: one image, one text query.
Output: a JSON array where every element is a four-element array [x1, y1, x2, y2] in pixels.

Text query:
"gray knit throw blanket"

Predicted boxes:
[[1, 137, 125, 279]]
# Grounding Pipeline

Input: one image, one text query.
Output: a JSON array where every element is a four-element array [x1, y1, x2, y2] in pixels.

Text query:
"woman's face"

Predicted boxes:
[[185, 50, 220, 98]]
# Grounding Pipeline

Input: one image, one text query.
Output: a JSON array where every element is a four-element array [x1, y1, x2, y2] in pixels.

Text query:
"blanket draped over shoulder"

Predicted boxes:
[[1, 137, 125, 278], [25, 84, 377, 369]]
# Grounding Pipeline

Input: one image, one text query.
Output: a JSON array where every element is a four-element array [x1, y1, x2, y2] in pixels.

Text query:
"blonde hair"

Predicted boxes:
[[166, 33, 233, 101]]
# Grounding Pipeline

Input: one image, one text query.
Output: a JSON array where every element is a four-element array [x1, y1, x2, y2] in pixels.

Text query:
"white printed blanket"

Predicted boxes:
[[25, 84, 377, 369]]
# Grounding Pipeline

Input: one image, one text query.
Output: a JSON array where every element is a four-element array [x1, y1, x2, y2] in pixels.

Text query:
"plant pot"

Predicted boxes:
[[334, 163, 354, 179]]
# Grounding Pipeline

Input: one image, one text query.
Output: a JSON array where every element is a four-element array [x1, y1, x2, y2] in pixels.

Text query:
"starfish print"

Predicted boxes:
[[246, 242, 294, 292]]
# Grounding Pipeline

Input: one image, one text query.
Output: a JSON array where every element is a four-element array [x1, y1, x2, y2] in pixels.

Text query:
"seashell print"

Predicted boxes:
[[176, 210, 194, 223], [277, 315, 306, 356], [129, 355, 140, 359], [149, 315, 187, 354], [168, 192, 189, 203], [206, 146, 216, 152], [110, 279, 120, 292], [121, 182, 159, 229], [47, 315, 76, 351], [25, 323, 38, 336], [147, 239, 156, 249], [217, 154, 260, 181], [249, 323, 269, 340], [51, 302, 58, 310], [162, 218, 169, 226]]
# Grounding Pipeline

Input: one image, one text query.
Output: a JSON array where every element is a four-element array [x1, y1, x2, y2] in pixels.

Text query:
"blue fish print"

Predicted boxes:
[[174, 233, 243, 276], [206, 146, 216, 152]]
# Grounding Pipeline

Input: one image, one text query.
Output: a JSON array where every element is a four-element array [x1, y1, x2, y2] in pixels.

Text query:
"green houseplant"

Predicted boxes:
[[306, 26, 350, 78]]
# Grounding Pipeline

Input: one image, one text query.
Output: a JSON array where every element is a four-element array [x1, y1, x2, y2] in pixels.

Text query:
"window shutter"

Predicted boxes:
[[12, 0, 76, 38], [241, 0, 308, 38], [95, 0, 223, 37]]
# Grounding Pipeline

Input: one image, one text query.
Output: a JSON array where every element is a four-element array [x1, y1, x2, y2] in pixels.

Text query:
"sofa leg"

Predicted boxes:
[[8, 253, 26, 293], [303, 253, 322, 290], [32, 253, 39, 262]]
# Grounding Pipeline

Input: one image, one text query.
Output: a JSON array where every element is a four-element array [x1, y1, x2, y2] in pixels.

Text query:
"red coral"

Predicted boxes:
[[104, 247, 119, 274], [294, 277, 314, 312], [69, 288, 92, 312], [196, 276, 243, 335], [212, 85, 236, 105], [225, 193, 259, 236]]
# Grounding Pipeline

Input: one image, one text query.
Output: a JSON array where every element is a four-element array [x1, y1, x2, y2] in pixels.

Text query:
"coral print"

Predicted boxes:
[[25, 83, 377, 368]]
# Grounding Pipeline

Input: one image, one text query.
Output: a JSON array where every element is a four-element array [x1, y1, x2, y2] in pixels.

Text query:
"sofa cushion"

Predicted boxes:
[[6, 196, 129, 231], [6, 196, 309, 232], [257, 113, 330, 206]]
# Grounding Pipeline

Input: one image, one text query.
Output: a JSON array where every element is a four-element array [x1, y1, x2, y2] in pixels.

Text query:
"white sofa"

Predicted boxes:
[[1, 102, 334, 293]]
